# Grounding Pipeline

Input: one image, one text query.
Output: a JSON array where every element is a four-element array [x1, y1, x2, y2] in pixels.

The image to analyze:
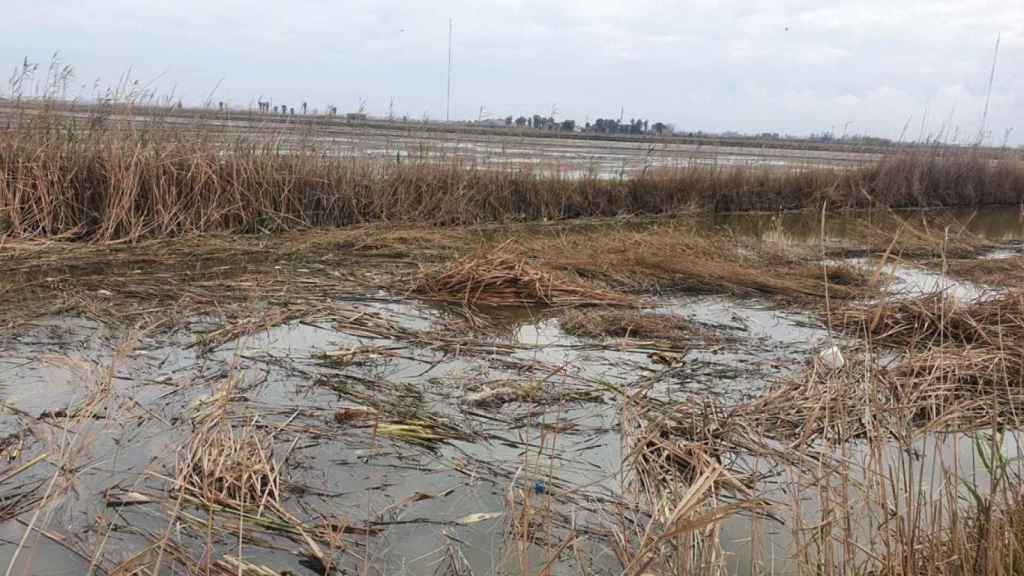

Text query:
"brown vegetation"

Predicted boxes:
[[1, 103, 1023, 243], [836, 212, 999, 259], [560, 308, 698, 341], [410, 240, 635, 307], [515, 223, 879, 299], [944, 254, 1024, 287], [831, 290, 1024, 349]]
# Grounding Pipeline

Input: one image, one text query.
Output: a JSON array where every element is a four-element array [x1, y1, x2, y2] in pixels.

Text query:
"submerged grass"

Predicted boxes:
[[560, 308, 702, 341]]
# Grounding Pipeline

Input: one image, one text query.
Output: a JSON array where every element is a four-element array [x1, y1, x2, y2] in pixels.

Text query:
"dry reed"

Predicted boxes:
[[2, 101, 1023, 243], [560, 308, 703, 341], [410, 240, 635, 307], [831, 290, 1024, 349], [945, 254, 1024, 287]]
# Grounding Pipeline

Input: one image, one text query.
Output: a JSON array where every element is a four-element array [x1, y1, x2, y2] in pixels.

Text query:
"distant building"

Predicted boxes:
[[346, 112, 368, 121]]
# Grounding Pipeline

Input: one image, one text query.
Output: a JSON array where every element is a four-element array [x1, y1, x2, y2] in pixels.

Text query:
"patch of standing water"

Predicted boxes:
[[663, 296, 830, 398], [842, 257, 988, 300], [502, 295, 833, 402], [7, 289, 1020, 574], [979, 241, 1024, 259], [719, 429, 1024, 575]]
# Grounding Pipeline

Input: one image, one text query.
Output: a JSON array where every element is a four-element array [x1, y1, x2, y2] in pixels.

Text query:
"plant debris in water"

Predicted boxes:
[[560, 308, 707, 342], [411, 240, 635, 308]]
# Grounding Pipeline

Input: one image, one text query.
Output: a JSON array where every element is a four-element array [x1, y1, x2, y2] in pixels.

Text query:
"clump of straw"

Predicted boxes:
[[831, 290, 1024, 349], [411, 240, 634, 307]]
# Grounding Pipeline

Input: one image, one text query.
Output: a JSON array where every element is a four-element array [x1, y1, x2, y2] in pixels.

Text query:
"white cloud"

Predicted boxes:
[[3, 0, 1021, 143]]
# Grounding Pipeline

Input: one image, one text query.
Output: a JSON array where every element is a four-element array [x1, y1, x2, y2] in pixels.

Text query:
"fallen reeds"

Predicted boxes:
[[178, 392, 282, 512], [831, 290, 1024, 349], [833, 211, 998, 259], [560, 308, 704, 342], [411, 240, 635, 308], [174, 376, 334, 569], [944, 254, 1024, 287], [516, 223, 879, 299]]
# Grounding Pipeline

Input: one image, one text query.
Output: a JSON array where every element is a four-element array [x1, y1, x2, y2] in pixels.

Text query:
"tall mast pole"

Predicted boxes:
[[446, 18, 453, 122]]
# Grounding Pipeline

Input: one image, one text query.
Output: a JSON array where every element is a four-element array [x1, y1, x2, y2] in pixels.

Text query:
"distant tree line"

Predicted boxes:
[[584, 118, 672, 135], [501, 114, 577, 132], [496, 114, 672, 135]]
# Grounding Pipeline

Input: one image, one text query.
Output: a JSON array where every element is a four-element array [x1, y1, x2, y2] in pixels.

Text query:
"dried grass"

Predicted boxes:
[[178, 384, 281, 512], [944, 254, 1024, 287], [411, 240, 635, 307], [831, 290, 1024, 349], [1, 100, 1023, 243], [837, 212, 999, 259], [560, 308, 700, 341], [520, 224, 878, 299]]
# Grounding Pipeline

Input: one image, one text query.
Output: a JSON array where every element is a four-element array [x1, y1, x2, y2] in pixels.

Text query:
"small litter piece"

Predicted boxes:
[[817, 345, 846, 371], [104, 489, 154, 507], [464, 387, 523, 408], [334, 405, 379, 424], [648, 351, 684, 367], [455, 511, 503, 525]]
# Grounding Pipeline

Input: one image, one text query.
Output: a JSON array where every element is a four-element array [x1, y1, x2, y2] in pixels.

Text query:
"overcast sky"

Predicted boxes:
[[4, 1, 1022, 144]]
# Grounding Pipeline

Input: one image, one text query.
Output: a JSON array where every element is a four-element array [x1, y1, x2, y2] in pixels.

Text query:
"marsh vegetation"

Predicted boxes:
[[2, 92, 1024, 575]]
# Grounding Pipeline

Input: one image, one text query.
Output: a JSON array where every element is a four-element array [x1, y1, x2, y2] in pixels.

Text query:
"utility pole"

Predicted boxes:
[[979, 33, 1001, 144], [446, 17, 453, 122]]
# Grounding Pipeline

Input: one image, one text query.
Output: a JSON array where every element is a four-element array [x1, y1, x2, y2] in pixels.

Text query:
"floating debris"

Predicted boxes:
[[104, 489, 155, 507], [817, 345, 845, 371], [412, 240, 634, 308]]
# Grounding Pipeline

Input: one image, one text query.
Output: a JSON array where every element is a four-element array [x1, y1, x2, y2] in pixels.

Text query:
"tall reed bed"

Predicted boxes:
[[2, 102, 1023, 242]]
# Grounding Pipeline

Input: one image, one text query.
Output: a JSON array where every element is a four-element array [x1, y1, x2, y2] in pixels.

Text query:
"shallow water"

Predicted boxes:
[[3, 287, 1018, 574], [2, 213, 1022, 573], [0, 292, 836, 574]]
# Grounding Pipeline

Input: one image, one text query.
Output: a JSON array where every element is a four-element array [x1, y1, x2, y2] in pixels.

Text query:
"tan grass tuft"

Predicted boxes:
[[411, 240, 635, 307]]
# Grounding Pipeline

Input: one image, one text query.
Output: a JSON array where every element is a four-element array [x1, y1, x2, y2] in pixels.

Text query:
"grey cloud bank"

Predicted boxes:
[[4, 0, 1022, 144]]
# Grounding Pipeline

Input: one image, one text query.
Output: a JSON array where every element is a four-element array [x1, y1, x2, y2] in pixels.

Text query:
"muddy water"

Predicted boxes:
[[5, 284, 1005, 574], [2, 211, 1022, 574], [0, 292, 833, 574], [720, 429, 1024, 575]]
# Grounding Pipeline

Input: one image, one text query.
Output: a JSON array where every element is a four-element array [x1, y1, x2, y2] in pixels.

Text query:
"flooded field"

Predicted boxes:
[[270, 125, 880, 177], [2, 208, 1024, 575], [0, 106, 881, 178]]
